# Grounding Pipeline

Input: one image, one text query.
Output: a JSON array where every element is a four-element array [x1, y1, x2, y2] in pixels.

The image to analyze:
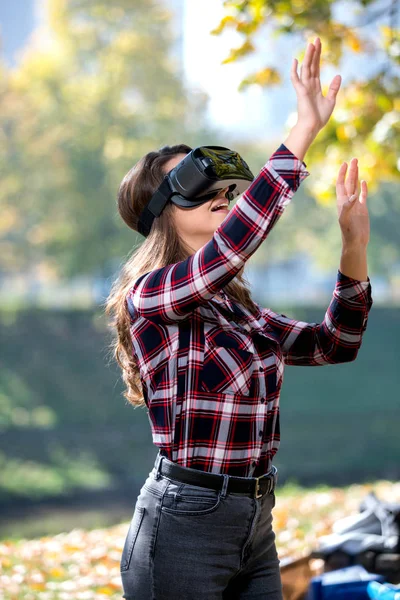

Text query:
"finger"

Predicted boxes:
[[290, 58, 301, 87], [336, 162, 348, 197], [342, 193, 358, 213], [326, 74, 342, 102], [310, 37, 321, 78], [301, 42, 315, 78], [359, 179, 368, 204], [345, 158, 358, 196], [349, 194, 358, 207]]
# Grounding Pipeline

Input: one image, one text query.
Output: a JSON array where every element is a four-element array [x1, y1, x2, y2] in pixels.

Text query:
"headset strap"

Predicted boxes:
[[138, 178, 171, 237]]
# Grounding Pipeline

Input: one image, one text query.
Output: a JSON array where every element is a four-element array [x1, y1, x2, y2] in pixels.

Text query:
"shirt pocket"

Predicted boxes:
[[139, 325, 179, 396], [201, 328, 255, 396]]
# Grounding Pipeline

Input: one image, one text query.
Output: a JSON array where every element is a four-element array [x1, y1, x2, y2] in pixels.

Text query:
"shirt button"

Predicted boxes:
[[260, 397, 266, 403], [259, 430, 263, 437], [252, 461, 257, 467], [259, 366, 264, 372]]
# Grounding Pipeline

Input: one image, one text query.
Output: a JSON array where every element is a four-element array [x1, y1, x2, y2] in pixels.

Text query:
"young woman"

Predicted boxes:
[[106, 37, 373, 600]]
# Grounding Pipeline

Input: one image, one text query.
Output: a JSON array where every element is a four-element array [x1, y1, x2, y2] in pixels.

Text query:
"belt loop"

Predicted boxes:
[[220, 474, 230, 499], [153, 452, 165, 480]]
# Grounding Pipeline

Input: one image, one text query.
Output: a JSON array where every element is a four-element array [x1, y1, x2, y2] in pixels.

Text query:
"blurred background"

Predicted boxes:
[[0, 0, 399, 549]]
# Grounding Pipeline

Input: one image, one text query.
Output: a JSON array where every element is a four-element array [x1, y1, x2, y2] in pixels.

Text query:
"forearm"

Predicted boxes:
[[128, 145, 310, 324], [260, 264, 373, 365], [283, 123, 319, 163], [340, 244, 369, 282]]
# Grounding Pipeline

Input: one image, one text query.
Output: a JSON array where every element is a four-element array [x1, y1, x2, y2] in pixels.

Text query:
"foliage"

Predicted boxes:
[[0, 0, 217, 278], [210, 0, 400, 202], [0, 0, 399, 280], [0, 480, 399, 598]]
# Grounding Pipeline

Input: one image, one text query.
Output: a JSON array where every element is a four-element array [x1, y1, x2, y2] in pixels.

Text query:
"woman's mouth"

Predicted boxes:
[[211, 205, 230, 213]]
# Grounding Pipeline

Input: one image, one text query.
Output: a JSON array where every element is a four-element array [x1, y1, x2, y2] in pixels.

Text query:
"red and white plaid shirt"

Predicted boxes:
[[126, 142, 373, 477]]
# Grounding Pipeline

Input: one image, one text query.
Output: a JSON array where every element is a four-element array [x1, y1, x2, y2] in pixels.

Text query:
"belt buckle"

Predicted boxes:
[[254, 473, 274, 498], [254, 476, 263, 499]]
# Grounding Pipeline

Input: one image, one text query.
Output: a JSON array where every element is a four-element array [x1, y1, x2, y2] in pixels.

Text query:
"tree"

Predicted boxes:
[[0, 0, 217, 278], [210, 0, 399, 202], [209, 0, 400, 279]]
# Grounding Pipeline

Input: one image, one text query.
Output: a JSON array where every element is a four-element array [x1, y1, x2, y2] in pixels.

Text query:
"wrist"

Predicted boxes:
[[340, 244, 368, 282], [283, 123, 319, 162], [341, 241, 369, 253], [293, 121, 321, 138]]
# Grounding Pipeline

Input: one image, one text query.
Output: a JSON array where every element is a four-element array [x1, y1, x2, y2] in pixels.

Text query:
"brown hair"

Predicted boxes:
[[104, 144, 258, 408]]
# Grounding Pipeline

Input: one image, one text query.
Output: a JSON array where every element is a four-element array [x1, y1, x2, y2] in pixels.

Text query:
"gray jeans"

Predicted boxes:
[[120, 453, 283, 599]]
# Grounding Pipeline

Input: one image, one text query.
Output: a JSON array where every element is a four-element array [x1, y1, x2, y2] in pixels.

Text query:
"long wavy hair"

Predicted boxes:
[[104, 143, 258, 408]]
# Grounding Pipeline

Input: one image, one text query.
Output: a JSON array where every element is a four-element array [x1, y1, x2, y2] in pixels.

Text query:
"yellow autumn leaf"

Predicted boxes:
[[221, 39, 256, 64], [96, 586, 114, 595], [49, 567, 65, 577], [236, 20, 259, 35], [336, 124, 348, 142], [379, 24, 395, 43], [210, 15, 237, 36], [376, 94, 393, 112], [30, 582, 46, 590], [238, 67, 281, 90], [249, 0, 268, 20], [344, 31, 363, 52]]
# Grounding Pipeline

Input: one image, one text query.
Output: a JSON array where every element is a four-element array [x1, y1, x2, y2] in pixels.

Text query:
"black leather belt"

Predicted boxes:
[[156, 456, 278, 499]]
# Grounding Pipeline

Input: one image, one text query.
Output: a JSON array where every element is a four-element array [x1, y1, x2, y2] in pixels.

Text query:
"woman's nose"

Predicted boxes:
[[220, 187, 230, 198]]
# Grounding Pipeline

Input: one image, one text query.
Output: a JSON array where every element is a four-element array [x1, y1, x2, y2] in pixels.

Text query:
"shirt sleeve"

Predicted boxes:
[[258, 270, 373, 365], [126, 143, 310, 324]]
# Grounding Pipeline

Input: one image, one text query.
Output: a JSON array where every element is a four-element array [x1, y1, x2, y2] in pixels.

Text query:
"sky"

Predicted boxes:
[[181, 0, 296, 140]]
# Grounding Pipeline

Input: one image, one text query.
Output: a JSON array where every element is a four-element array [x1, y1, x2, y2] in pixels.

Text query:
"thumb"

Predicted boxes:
[[343, 193, 358, 210], [326, 74, 342, 103]]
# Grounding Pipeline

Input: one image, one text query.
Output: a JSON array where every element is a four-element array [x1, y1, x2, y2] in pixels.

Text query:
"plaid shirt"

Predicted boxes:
[[126, 143, 373, 477]]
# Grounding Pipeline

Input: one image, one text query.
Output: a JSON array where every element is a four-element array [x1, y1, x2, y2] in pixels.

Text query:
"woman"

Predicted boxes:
[[106, 37, 373, 599]]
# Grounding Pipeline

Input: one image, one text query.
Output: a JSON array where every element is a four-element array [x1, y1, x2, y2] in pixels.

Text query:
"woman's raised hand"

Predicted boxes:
[[291, 37, 342, 132], [336, 159, 370, 248]]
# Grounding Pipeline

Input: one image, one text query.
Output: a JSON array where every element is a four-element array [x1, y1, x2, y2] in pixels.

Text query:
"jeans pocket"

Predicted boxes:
[[161, 480, 223, 516], [120, 505, 145, 572]]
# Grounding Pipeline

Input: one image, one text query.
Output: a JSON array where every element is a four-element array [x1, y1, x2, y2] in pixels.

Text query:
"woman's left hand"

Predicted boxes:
[[336, 158, 370, 248], [291, 37, 342, 132]]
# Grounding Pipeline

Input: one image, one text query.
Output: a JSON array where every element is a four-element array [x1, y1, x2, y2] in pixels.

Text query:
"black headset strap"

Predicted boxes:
[[138, 178, 171, 237]]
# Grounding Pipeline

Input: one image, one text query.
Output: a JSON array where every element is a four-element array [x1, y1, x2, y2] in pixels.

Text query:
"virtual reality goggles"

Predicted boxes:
[[137, 145, 255, 237]]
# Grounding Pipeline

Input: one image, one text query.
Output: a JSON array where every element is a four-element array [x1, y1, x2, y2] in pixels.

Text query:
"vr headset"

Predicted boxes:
[[137, 145, 255, 237]]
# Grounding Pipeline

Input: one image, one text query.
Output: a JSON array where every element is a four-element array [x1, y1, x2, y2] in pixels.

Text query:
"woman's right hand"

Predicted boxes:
[[336, 158, 370, 249], [290, 37, 342, 133]]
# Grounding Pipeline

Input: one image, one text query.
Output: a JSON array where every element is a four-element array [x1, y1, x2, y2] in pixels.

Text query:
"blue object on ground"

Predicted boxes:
[[367, 581, 400, 599], [307, 565, 386, 599]]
